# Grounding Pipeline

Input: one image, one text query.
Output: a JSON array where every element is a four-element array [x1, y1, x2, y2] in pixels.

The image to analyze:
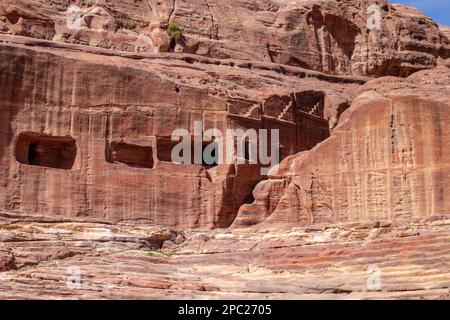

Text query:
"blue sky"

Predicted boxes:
[[392, 0, 449, 25]]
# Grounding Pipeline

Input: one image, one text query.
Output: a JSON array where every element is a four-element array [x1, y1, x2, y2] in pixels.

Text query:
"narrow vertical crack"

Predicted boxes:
[[168, 0, 177, 22], [390, 109, 398, 156]]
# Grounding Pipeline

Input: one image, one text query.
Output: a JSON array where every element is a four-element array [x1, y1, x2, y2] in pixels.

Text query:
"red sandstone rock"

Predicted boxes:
[[234, 65, 450, 228], [0, 0, 449, 76], [0, 213, 449, 299], [0, 0, 449, 300], [441, 25, 450, 40], [0, 244, 16, 272], [148, 18, 171, 53], [0, 33, 361, 228]]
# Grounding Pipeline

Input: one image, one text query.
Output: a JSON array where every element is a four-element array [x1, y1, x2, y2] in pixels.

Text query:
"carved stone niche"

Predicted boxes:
[[156, 137, 219, 168], [15, 132, 77, 170], [294, 90, 326, 117], [106, 141, 154, 169]]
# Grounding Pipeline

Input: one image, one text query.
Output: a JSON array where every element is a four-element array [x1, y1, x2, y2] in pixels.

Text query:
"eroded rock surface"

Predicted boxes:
[[0, 0, 448, 76], [0, 0, 449, 300], [0, 34, 362, 228], [0, 213, 449, 299], [235, 66, 450, 228]]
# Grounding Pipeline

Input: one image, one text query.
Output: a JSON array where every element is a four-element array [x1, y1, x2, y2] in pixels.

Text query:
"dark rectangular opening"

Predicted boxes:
[[295, 113, 330, 151], [294, 90, 325, 117], [15, 132, 77, 170], [202, 141, 218, 168], [106, 141, 154, 169], [156, 138, 180, 163], [245, 141, 250, 161], [157, 137, 218, 167], [236, 138, 251, 163]]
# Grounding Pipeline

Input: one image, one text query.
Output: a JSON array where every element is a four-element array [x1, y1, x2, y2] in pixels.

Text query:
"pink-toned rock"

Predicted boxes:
[[440, 25, 450, 40], [0, 34, 361, 228], [1, 0, 449, 76], [0, 213, 449, 299], [234, 65, 450, 228], [0, 244, 16, 272], [148, 18, 171, 53], [0, 0, 449, 301]]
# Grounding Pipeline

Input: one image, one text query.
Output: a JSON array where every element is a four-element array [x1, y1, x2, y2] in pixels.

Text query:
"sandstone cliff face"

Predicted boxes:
[[234, 66, 450, 227], [0, 33, 361, 228], [0, 0, 449, 300], [0, 0, 448, 76]]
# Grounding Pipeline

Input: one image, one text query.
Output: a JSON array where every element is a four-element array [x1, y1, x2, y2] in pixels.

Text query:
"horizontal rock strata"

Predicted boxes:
[[0, 0, 449, 76], [0, 0, 449, 300], [0, 213, 449, 299]]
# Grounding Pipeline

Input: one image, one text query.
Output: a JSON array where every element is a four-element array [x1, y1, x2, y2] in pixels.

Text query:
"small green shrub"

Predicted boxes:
[[166, 22, 182, 40]]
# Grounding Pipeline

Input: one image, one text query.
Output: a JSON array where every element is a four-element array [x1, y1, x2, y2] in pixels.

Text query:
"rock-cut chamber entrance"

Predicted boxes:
[[15, 132, 77, 170]]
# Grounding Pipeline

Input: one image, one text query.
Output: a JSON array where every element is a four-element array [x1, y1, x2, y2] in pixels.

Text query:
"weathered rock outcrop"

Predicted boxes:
[[440, 24, 450, 62], [0, 0, 448, 76], [441, 25, 450, 40], [0, 0, 449, 300], [1, 212, 449, 299], [235, 65, 450, 227], [0, 33, 362, 228]]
